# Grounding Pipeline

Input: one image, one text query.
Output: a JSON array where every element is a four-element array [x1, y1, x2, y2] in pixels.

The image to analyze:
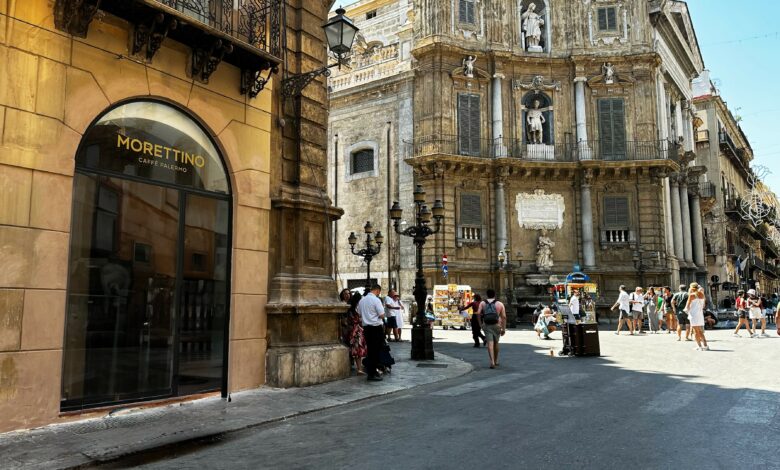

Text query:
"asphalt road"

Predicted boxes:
[[109, 327, 780, 470]]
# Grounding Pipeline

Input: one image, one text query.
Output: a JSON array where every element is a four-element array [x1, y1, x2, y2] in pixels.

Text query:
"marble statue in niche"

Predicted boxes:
[[463, 55, 476, 78], [536, 228, 555, 272], [526, 99, 546, 144], [522, 2, 545, 52], [602, 62, 615, 84]]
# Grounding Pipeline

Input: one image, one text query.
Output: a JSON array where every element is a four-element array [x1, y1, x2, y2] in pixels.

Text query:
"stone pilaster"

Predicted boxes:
[[574, 77, 590, 159], [492, 73, 507, 156], [690, 190, 706, 268], [495, 167, 508, 255], [266, 1, 349, 387], [670, 177, 685, 262]]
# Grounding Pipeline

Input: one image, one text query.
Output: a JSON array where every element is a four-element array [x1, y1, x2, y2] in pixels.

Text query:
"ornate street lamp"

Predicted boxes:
[[348, 221, 383, 291], [282, 7, 359, 97], [390, 185, 445, 360]]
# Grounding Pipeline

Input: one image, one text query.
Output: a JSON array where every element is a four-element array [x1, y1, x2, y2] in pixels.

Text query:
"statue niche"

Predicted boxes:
[[520, 0, 548, 53], [521, 91, 554, 159]]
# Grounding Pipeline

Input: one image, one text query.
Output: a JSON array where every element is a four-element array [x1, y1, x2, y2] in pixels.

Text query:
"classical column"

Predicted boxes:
[[574, 77, 590, 159], [580, 171, 596, 269], [492, 73, 507, 156], [690, 191, 706, 268], [679, 181, 693, 264], [495, 169, 508, 253], [670, 177, 685, 262], [674, 100, 685, 145]]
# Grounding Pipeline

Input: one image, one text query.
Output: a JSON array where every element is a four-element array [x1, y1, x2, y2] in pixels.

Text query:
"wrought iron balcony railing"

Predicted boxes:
[[699, 181, 716, 199], [406, 135, 678, 164], [55, 0, 282, 97]]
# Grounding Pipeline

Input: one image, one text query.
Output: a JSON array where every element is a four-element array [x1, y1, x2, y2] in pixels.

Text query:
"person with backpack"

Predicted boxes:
[[672, 284, 691, 342], [477, 289, 506, 369]]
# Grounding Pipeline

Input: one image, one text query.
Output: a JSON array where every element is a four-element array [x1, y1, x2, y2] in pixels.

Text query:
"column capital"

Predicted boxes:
[[493, 73, 506, 80], [574, 76, 588, 83], [496, 165, 510, 183], [581, 168, 594, 186]]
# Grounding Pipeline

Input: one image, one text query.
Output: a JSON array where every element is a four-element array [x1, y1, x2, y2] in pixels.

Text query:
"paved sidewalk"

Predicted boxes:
[[0, 342, 471, 469]]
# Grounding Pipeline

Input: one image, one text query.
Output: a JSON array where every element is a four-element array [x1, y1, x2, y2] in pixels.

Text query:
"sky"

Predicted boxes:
[[332, 0, 779, 191]]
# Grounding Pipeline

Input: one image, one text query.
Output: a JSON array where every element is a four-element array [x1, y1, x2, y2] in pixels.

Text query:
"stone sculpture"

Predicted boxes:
[[526, 99, 546, 144], [463, 55, 476, 78], [536, 229, 555, 271], [602, 62, 615, 84], [522, 3, 545, 52]]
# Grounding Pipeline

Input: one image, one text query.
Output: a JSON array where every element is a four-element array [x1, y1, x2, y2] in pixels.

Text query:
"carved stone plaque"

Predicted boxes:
[[516, 189, 564, 230]]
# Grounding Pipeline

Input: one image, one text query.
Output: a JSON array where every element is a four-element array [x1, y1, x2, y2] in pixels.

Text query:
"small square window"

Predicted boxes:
[[597, 7, 617, 31], [351, 149, 374, 174], [366, 10, 377, 20]]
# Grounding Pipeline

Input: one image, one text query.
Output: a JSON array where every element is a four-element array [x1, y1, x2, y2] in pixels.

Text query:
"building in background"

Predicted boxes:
[[0, 0, 345, 433], [329, 0, 710, 320], [693, 73, 780, 302]]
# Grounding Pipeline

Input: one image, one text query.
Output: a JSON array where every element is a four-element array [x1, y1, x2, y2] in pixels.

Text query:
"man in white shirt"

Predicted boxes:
[[358, 284, 386, 381], [630, 286, 645, 334], [569, 290, 581, 323], [611, 285, 634, 335], [384, 289, 403, 342]]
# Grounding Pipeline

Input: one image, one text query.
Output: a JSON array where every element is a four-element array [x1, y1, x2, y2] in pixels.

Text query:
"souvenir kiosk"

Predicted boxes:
[[554, 272, 600, 356], [432, 284, 472, 329]]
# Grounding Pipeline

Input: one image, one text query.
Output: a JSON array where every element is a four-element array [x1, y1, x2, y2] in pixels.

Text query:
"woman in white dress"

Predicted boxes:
[[685, 283, 709, 351]]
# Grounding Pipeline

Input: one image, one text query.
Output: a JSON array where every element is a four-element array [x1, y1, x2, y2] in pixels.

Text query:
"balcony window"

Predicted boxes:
[[597, 98, 627, 160], [458, 193, 483, 244], [597, 7, 617, 31], [459, 0, 476, 25], [351, 149, 375, 174], [458, 93, 481, 156], [602, 196, 631, 245]]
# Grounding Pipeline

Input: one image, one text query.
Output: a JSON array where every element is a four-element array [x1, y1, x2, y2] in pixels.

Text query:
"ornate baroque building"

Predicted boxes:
[[693, 74, 780, 300], [329, 0, 711, 320]]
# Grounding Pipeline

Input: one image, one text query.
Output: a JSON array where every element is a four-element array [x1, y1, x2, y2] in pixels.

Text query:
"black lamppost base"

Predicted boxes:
[[411, 325, 434, 360]]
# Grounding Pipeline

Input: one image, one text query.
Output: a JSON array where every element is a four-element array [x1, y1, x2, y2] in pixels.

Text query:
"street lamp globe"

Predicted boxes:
[[364, 221, 373, 234], [413, 184, 426, 203], [348, 231, 357, 247], [420, 205, 432, 224], [374, 231, 384, 246], [323, 7, 359, 58], [389, 201, 403, 221], [432, 199, 445, 220]]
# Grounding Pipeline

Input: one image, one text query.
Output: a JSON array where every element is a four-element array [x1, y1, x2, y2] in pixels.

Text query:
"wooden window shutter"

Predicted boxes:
[[604, 196, 629, 227], [460, 194, 482, 225], [458, 94, 481, 156], [598, 98, 626, 160]]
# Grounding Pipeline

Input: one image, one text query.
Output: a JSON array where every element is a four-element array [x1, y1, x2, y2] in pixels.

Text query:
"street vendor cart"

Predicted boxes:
[[554, 272, 600, 356], [433, 284, 472, 329]]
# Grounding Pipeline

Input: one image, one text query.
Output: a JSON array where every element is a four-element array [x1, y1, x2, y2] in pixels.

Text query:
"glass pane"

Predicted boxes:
[[76, 101, 229, 194], [177, 195, 230, 395], [62, 174, 179, 409]]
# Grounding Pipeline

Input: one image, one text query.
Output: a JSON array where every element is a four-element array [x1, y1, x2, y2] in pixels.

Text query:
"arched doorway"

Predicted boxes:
[[61, 101, 232, 411]]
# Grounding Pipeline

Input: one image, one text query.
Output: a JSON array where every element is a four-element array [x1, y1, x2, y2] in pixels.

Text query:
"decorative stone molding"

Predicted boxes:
[[54, 0, 101, 38], [512, 75, 561, 92], [515, 189, 565, 230]]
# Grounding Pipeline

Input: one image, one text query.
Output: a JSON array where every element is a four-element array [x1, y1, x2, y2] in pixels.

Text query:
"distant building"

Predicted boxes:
[[329, 0, 712, 321]]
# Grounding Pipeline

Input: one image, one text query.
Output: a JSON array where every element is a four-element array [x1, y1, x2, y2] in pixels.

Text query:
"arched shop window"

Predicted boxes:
[[62, 101, 232, 411]]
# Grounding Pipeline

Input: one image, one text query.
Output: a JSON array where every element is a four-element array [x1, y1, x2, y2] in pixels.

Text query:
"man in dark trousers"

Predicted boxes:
[[468, 294, 485, 347], [358, 284, 386, 381]]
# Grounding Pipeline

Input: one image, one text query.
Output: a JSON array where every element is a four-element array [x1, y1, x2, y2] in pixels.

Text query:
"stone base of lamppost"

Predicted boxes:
[[411, 325, 434, 360]]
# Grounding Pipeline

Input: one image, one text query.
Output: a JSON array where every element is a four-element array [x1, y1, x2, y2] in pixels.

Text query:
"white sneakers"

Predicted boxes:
[[733, 333, 741, 338]]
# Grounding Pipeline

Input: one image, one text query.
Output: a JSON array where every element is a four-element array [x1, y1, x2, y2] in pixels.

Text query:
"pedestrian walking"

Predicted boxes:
[[747, 289, 768, 337], [645, 287, 659, 333], [686, 283, 709, 350], [358, 284, 386, 381], [629, 287, 646, 334], [384, 289, 402, 342], [672, 284, 691, 341], [733, 290, 754, 338], [477, 289, 506, 369], [662, 286, 676, 334], [392, 291, 405, 341], [610, 285, 634, 335], [468, 294, 486, 347]]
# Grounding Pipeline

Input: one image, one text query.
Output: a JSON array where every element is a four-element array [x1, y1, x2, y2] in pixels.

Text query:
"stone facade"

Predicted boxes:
[[693, 75, 780, 301], [0, 0, 342, 432], [330, 0, 711, 316]]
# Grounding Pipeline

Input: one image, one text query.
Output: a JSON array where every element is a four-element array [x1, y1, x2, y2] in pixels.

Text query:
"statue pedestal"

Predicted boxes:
[[526, 273, 552, 286], [527, 45, 543, 53], [526, 144, 555, 161]]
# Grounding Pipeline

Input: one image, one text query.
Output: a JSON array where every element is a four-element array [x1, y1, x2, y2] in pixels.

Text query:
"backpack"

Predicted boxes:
[[483, 300, 499, 325]]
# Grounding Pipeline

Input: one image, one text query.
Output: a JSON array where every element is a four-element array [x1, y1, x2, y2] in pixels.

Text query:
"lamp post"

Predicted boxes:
[[390, 185, 444, 360], [348, 221, 383, 292], [281, 7, 359, 98]]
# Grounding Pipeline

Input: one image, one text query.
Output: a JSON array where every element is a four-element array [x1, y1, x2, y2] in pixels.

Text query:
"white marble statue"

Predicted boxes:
[[536, 229, 555, 272], [526, 99, 546, 144], [522, 3, 545, 51], [463, 55, 476, 78], [602, 62, 615, 84]]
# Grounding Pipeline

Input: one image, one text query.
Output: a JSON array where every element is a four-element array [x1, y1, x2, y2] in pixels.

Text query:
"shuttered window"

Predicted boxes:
[[604, 196, 629, 227], [460, 194, 482, 225], [458, 94, 481, 156], [351, 149, 374, 174], [459, 0, 475, 24], [597, 7, 617, 31], [598, 98, 626, 160]]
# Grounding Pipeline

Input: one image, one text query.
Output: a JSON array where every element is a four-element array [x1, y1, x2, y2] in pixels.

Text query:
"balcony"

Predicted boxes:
[[699, 182, 716, 199], [55, 0, 282, 96], [406, 135, 677, 163]]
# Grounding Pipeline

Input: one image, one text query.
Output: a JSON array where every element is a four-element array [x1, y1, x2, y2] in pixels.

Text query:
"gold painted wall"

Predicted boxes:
[[0, 0, 273, 432]]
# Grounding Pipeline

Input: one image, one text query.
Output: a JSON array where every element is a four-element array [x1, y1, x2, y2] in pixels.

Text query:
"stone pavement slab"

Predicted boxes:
[[0, 342, 471, 470]]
